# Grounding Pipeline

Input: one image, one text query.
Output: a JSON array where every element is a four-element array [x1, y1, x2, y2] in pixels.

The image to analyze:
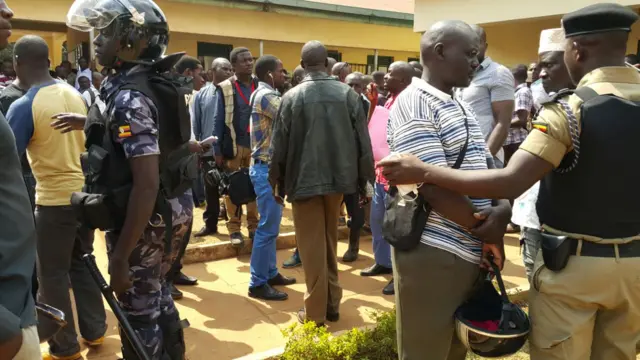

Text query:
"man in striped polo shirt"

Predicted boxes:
[[384, 21, 511, 359]]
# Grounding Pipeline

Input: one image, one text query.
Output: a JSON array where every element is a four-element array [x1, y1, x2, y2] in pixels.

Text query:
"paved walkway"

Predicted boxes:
[[45, 213, 527, 360]]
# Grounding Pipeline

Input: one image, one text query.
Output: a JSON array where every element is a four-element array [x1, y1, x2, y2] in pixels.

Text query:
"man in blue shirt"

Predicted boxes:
[[213, 47, 259, 247], [192, 57, 233, 238]]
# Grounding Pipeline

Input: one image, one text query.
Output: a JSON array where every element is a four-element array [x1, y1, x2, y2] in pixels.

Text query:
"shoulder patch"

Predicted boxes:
[[531, 121, 548, 134]]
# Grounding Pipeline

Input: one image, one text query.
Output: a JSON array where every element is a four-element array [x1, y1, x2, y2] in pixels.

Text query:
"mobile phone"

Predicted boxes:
[[200, 136, 218, 146]]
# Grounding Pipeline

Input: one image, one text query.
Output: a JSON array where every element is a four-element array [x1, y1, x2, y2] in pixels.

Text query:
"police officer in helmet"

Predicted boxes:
[[66, 0, 193, 359]]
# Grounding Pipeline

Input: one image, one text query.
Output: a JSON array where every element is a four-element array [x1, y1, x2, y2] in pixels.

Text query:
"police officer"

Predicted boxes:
[[378, 3, 640, 360], [66, 0, 192, 359]]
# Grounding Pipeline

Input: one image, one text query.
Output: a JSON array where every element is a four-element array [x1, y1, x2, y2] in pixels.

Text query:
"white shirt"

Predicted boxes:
[[511, 182, 541, 229], [80, 87, 105, 113]]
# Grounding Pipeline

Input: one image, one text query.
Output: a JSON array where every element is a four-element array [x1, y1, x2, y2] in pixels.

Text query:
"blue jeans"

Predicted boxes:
[[249, 163, 282, 287], [371, 182, 392, 268]]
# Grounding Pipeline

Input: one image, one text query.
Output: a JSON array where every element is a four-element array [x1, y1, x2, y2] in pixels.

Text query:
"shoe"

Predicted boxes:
[[282, 251, 302, 268], [42, 352, 83, 360], [82, 336, 105, 347], [230, 232, 245, 248], [268, 273, 297, 287], [326, 310, 340, 322], [360, 263, 393, 277], [174, 272, 198, 286], [382, 278, 395, 295], [342, 248, 359, 262], [248, 284, 288, 301], [194, 226, 217, 238], [297, 308, 324, 327], [171, 284, 183, 300]]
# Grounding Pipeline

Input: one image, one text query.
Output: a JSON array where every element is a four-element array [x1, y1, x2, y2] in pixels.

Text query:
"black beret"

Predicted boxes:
[[562, 3, 639, 38]]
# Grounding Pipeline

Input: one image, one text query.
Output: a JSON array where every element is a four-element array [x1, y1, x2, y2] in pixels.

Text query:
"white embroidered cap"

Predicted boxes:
[[539, 28, 566, 54]]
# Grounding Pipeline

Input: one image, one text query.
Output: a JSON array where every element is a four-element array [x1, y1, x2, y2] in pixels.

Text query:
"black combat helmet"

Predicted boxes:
[[66, 0, 169, 65]]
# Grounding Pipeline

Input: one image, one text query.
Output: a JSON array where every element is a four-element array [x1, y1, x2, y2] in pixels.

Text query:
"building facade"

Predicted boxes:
[[413, 0, 640, 68], [9, 0, 420, 73]]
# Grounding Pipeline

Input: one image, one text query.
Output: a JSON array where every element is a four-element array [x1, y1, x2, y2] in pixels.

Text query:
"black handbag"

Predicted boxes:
[[382, 104, 470, 252]]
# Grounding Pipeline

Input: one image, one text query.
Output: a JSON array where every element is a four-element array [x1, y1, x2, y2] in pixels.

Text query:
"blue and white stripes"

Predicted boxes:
[[387, 78, 493, 264]]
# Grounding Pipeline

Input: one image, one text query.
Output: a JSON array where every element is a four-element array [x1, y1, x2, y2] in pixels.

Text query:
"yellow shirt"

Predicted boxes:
[[7, 81, 86, 206], [520, 67, 640, 167]]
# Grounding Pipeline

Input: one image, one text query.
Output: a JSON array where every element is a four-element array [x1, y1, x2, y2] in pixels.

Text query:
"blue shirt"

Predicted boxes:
[[213, 80, 253, 155], [192, 84, 218, 157]]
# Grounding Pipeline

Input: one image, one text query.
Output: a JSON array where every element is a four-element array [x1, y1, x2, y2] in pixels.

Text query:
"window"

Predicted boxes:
[[197, 42, 233, 70], [408, 57, 420, 63], [327, 50, 342, 62], [367, 55, 394, 74]]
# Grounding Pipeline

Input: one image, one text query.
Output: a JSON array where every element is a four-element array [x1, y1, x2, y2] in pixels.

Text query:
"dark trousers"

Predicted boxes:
[[201, 157, 220, 231], [36, 205, 107, 357], [343, 193, 365, 251], [168, 220, 193, 282], [503, 142, 522, 166], [22, 171, 38, 300]]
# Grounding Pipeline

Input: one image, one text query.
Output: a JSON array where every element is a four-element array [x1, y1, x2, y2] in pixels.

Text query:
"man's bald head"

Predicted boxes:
[[332, 62, 352, 82], [345, 72, 364, 94], [409, 60, 423, 78], [301, 41, 328, 71], [420, 20, 480, 90], [384, 61, 414, 95], [212, 57, 230, 70]]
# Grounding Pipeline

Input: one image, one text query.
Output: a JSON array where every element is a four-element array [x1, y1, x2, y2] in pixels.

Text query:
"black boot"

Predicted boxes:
[[342, 227, 360, 262]]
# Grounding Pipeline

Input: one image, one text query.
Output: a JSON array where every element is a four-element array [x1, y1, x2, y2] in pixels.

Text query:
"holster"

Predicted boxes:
[[540, 233, 573, 272], [71, 192, 116, 231]]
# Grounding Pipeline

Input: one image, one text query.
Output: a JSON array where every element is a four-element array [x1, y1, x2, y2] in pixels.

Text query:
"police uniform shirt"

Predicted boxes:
[[519, 67, 640, 168]]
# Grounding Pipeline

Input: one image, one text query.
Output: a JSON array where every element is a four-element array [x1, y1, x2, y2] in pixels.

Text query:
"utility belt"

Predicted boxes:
[[537, 232, 640, 272]]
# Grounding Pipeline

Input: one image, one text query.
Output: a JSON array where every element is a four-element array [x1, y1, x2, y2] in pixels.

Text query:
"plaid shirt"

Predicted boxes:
[[250, 82, 281, 163], [505, 83, 533, 145]]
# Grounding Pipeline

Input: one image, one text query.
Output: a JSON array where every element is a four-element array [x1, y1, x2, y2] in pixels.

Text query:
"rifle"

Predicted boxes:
[[83, 254, 152, 360]]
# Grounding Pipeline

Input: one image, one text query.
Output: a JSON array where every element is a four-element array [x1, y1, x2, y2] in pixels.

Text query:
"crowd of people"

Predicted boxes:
[[0, 0, 639, 359]]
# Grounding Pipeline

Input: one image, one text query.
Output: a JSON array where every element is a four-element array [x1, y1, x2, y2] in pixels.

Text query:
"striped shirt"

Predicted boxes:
[[387, 77, 493, 264]]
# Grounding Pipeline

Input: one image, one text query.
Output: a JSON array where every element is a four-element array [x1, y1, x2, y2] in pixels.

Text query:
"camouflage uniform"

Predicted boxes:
[[102, 68, 193, 360]]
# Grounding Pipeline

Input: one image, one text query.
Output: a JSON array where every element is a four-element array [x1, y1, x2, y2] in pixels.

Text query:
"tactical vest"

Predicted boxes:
[[536, 87, 640, 238], [74, 64, 196, 236]]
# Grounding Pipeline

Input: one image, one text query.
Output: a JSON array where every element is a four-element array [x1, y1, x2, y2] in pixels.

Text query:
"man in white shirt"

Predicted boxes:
[[77, 75, 104, 112], [457, 25, 515, 167], [73, 57, 92, 90]]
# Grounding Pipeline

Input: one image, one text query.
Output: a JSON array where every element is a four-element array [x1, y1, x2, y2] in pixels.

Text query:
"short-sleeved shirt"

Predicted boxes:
[[505, 83, 533, 145], [519, 67, 640, 168], [457, 57, 515, 162], [7, 81, 86, 206], [106, 71, 193, 225], [250, 82, 281, 162], [387, 77, 493, 264]]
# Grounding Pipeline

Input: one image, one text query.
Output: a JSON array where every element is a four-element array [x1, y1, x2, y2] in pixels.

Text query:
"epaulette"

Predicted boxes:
[[541, 88, 574, 106]]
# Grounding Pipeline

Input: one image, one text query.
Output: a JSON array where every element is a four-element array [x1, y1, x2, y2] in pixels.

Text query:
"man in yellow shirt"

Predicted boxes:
[[7, 35, 106, 360], [378, 4, 640, 360]]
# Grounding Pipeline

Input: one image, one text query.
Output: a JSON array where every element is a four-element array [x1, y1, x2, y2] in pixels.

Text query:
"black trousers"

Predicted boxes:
[[201, 157, 221, 231], [168, 220, 193, 282], [343, 193, 365, 250]]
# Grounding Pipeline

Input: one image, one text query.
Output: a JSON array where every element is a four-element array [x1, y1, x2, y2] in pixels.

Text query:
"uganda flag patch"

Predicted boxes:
[[118, 125, 132, 138], [532, 122, 548, 134]]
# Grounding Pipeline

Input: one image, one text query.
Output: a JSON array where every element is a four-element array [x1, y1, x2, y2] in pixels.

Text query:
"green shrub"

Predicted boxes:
[[279, 309, 397, 360]]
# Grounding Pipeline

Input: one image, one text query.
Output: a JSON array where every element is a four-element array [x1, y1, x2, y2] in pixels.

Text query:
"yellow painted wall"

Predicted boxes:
[[480, 18, 640, 68], [414, 0, 640, 32], [12, 0, 420, 53]]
